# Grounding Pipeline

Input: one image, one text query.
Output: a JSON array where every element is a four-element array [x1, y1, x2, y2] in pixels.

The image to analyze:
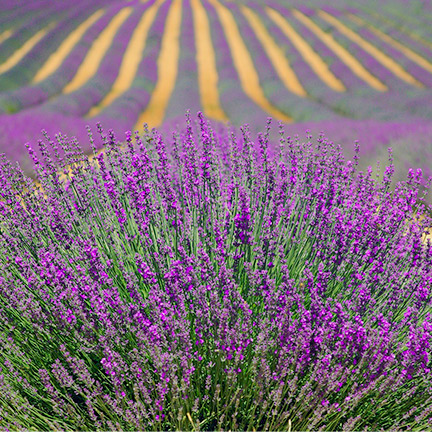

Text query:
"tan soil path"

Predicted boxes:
[[292, 9, 387, 92], [207, 0, 293, 123], [191, 0, 229, 122], [0, 23, 56, 75], [266, 7, 345, 92], [348, 13, 432, 78], [365, 10, 432, 52], [33, 9, 105, 84], [134, 0, 183, 130], [318, 10, 424, 88], [87, 0, 166, 118], [63, 7, 133, 94], [241, 5, 307, 98], [0, 29, 13, 46]]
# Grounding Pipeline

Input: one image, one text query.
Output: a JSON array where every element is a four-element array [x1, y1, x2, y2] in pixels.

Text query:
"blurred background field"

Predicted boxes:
[[0, 0, 431, 186]]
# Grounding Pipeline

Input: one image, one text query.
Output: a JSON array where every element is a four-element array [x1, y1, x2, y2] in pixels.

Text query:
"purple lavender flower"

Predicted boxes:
[[0, 112, 431, 430]]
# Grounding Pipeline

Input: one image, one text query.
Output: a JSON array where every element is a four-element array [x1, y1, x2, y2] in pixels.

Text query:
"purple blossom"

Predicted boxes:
[[0, 112, 431, 430]]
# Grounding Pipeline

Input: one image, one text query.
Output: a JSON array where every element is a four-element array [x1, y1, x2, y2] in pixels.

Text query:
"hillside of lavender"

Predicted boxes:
[[0, 0, 432, 184]]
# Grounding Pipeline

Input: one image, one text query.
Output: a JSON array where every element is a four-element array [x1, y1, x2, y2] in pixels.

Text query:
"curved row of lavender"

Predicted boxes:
[[0, 112, 431, 430], [1, 0, 432, 185]]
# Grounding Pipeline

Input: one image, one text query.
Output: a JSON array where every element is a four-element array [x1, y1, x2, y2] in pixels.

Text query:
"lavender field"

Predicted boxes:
[[0, 0, 431, 430], [0, 0, 432, 180]]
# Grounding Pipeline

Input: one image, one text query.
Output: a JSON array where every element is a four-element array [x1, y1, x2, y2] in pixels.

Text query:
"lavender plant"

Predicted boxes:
[[0, 112, 431, 430]]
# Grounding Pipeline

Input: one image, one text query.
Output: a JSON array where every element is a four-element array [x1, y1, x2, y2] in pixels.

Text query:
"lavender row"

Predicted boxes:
[[0, 1, 166, 135], [93, 0, 170, 131], [0, 1, 108, 94], [263, 0, 389, 118], [203, 0, 272, 128], [322, 12, 432, 88], [360, 1, 432, 42], [310, 12, 432, 121], [0, 0, 167, 174], [228, 2, 343, 123], [163, 0, 202, 126], [0, 0, 60, 30], [290, 7, 407, 93], [1, 0, 431, 122], [40, 4, 144, 119], [267, 2, 432, 122], [0, 3, 112, 114]]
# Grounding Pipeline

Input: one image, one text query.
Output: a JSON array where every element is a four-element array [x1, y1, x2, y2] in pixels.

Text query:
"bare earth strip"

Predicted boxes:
[[0, 29, 13, 46], [0, 23, 56, 75], [87, 0, 166, 118], [33, 9, 105, 84], [266, 7, 345, 92], [241, 5, 307, 98], [191, 0, 228, 122], [292, 9, 387, 92], [365, 10, 432, 52], [348, 14, 432, 78], [207, 0, 293, 123], [63, 7, 133, 94], [134, 0, 182, 130], [318, 10, 424, 88]]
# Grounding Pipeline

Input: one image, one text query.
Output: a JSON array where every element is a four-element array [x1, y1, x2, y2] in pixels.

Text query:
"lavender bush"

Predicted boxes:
[[0, 112, 431, 430]]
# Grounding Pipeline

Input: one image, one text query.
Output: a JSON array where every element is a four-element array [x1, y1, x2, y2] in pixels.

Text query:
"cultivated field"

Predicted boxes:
[[0, 1, 431, 430], [0, 0, 432, 181]]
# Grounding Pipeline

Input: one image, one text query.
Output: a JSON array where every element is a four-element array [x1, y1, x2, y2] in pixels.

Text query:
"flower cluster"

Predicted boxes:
[[0, 112, 431, 430]]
